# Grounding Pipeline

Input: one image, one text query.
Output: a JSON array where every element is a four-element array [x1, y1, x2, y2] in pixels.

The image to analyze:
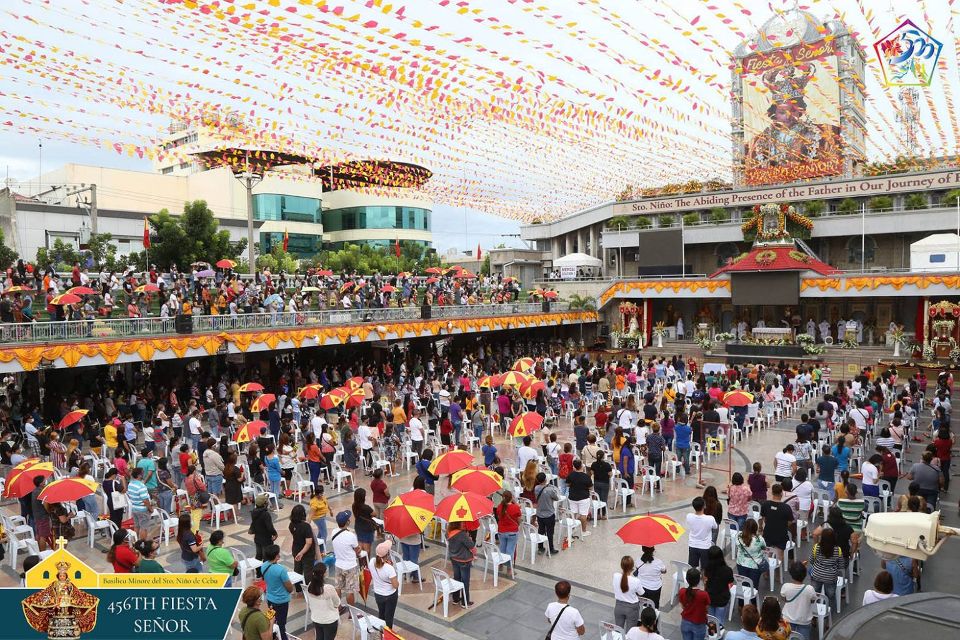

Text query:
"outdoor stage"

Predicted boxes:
[[725, 343, 807, 358]]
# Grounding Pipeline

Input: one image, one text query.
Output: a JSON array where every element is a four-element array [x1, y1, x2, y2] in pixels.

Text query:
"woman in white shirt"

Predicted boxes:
[[626, 607, 665, 640], [613, 555, 644, 630], [635, 546, 667, 608], [774, 444, 798, 483], [862, 570, 898, 606], [369, 540, 399, 628], [859, 454, 882, 498], [305, 564, 341, 640]]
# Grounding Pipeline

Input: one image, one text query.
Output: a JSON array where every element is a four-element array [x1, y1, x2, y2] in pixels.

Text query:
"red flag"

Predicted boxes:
[[143, 217, 151, 249], [282, 228, 289, 252], [394, 238, 401, 258], [476, 243, 482, 261]]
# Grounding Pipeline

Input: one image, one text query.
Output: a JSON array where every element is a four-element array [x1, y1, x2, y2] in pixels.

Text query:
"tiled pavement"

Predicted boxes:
[[4, 390, 960, 639]]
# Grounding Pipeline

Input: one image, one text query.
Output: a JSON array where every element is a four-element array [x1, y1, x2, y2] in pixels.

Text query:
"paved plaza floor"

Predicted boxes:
[[3, 390, 959, 640]]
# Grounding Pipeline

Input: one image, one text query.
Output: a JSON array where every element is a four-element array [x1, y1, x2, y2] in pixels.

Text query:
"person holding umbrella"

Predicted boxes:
[[447, 521, 476, 608]]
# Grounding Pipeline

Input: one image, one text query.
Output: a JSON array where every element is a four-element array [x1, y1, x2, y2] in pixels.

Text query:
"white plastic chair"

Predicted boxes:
[[481, 541, 514, 587], [615, 478, 635, 512], [519, 521, 550, 565], [599, 621, 626, 640], [669, 559, 692, 605], [233, 548, 262, 590], [209, 495, 237, 529], [689, 443, 703, 470], [747, 501, 762, 522], [835, 574, 850, 613], [728, 574, 760, 620], [589, 490, 606, 527], [290, 472, 314, 503], [640, 465, 661, 497], [155, 509, 178, 547], [878, 480, 893, 511], [332, 462, 353, 491], [557, 507, 583, 548], [718, 518, 739, 557], [430, 567, 466, 618], [813, 592, 832, 638], [346, 604, 384, 639], [665, 453, 684, 480], [389, 549, 422, 596]]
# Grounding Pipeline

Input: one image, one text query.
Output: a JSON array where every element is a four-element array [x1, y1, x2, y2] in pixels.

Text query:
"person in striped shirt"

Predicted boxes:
[[127, 467, 153, 542]]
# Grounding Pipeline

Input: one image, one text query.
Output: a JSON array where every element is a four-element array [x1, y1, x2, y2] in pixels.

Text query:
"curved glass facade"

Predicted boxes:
[[323, 206, 431, 232], [253, 194, 321, 224], [324, 239, 431, 251], [260, 232, 322, 258]]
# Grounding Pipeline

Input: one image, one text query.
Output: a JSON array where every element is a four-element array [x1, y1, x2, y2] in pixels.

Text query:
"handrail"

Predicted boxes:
[[0, 302, 577, 346]]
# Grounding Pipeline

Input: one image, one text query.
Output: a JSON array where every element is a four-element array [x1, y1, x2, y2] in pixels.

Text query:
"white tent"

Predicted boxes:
[[910, 233, 960, 271], [553, 252, 602, 268]]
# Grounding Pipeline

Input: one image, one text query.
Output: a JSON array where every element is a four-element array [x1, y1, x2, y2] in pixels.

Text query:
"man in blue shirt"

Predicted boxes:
[[884, 554, 918, 596], [725, 604, 761, 640], [416, 451, 440, 495], [260, 544, 294, 640], [123, 414, 137, 445]]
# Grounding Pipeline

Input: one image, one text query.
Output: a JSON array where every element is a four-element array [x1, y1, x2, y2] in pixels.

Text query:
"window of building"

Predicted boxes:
[[322, 206, 432, 231], [846, 235, 877, 264], [161, 166, 173, 175], [253, 194, 321, 224], [930, 254, 947, 263], [260, 232, 322, 258]]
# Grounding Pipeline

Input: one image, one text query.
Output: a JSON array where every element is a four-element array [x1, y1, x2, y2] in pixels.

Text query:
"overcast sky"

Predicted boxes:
[[1, 0, 956, 253]]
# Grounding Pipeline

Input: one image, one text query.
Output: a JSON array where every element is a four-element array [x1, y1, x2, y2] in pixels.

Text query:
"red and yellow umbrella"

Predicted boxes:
[[427, 450, 475, 476], [38, 477, 100, 503], [509, 412, 544, 438], [380, 284, 396, 293], [383, 490, 436, 538], [345, 376, 364, 390], [134, 283, 161, 294], [320, 387, 349, 410], [3, 460, 54, 498], [345, 387, 366, 409], [316, 269, 334, 277], [435, 491, 494, 523], [425, 277, 439, 284], [615, 514, 686, 546], [451, 467, 504, 495], [541, 290, 559, 299], [520, 378, 547, 400], [50, 293, 82, 306], [396, 272, 412, 278], [425, 267, 443, 275], [238, 382, 264, 393], [57, 409, 88, 429], [234, 420, 268, 443], [298, 384, 322, 400], [66, 286, 97, 295], [723, 390, 754, 408], [216, 259, 237, 269], [3, 285, 33, 294], [499, 370, 532, 388], [477, 374, 500, 389], [512, 357, 535, 372], [251, 393, 277, 412]]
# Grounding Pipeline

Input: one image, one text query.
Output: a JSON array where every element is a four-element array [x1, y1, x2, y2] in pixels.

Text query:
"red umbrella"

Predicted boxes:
[[3, 460, 54, 498], [299, 384, 322, 400], [234, 420, 269, 443], [345, 377, 364, 390], [67, 286, 98, 295], [251, 393, 277, 412], [345, 387, 366, 409], [383, 490, 436, 538], [134, 283, 161, 293], [508, 411, 544, 437], [542, 290, 559, 299], [57, 409, 88, 429], [615, 514, 686, 546], [316, 269, 334, 277], [450, 467, 504, 495], [427, 450, 475, 476], [320, 387, 349, 410], [435, 491, 494, 523], [238, 382, 264, 393], [425, 267, 443, 274], [425, 277, 439, 284], [216, 259, 237, 269], [380, 284, 396, 293], [50, 293, 82, 306]]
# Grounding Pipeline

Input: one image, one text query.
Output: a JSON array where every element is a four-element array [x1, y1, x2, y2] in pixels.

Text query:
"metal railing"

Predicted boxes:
[[0, 302, 577, 346]]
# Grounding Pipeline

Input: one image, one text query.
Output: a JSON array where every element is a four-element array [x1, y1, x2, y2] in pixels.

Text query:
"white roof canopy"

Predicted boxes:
[[553, 252, 602, 268], [911, 233, 960, 252]]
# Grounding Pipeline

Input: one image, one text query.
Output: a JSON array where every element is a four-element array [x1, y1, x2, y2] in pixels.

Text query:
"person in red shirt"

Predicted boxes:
[[878, 445, 901, 493], [679, 567, 710, 639], [594, 405, 609, 435], [933, 427, 955, 492], [370, 468, 390, 518], [440, 412, 453, 446], [107, 528, 140, 573], [496, 491, 522, 564]]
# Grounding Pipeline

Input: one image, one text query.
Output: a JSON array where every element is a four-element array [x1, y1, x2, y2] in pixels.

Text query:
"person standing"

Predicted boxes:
[[447, 521, 476, 608], [565, 459, 593, 534], [759, 484, 794, 563], [636, 545, 667, 608], [260, 544, 294, 640], [808, 528, 844, 611], [734, 519, 767, 590], [331, 510, 361, 608], [685, 497, 717, 571], [544, 580, 586, 640], [495, 490, 521, 566], [703, 545, 733, 622], [305, 565, 340, 640], [535, 472, 560, 555], [205, 530, 238, 587], [612, 555, 644, 630], [289, 504, 316, 583], [779, 562, 817, 640], [679, 568, 710, 640], [176, 513, 205, 573], [369, 540, 400, 628], [249, 494, 277, 568]]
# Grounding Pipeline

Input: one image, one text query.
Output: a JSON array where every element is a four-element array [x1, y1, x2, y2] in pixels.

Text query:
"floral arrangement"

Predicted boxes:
[[695, 336, 714, 350], [932, 319, 955, 332], [713, 332, 735, 343], [796, 333, 815, 345], [802, 343, 826, 355], [788, 250, 811, 263], [653, 321, 668, 337], [728, 252, 749, 265], [741, 203, 815, 242], [922, 344, 936, 361], [890, 325, 908, 346], [951, 346, 960, 362], [841, 335, 859, 349], [744, 337, 787, 346], [754, 250, 778, 265]]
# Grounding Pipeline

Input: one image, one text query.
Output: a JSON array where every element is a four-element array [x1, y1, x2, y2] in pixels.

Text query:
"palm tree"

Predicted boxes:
[[568, 294, 596, 311]]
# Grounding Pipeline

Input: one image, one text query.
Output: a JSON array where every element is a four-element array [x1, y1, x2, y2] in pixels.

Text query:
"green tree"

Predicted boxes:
[[635, 216, 651, 229], [683, 212, 700, 226], [605, 215, 632, 229], [658, 215, 676, 228], [943, 189, 960, 207], [868, 195, 893, 211], [802, 200, 825, 217], [710, 207, 729, 224], [480, 254, 491, 276], [86, 232, 119, 271], [312, 242, 439, 274], [257, 245, 299, 273], [904, 193, 928, 210], [0, 227, 18, 270], [568, 294, 596, 311], [36, 238, 80, 270], [836, 198, 860, 215], [147, 200, 246, 270]]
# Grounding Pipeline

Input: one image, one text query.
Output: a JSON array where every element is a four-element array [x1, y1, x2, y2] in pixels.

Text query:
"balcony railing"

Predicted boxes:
[[0, 302, 576, 346]]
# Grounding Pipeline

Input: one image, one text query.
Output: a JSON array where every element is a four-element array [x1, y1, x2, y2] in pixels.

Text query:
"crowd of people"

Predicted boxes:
[[0, 259, 540, 323], [0, 334, 954, 640]]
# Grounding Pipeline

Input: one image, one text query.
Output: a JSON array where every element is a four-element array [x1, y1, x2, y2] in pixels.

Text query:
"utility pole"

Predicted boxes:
[[64, 184, 98, 234]]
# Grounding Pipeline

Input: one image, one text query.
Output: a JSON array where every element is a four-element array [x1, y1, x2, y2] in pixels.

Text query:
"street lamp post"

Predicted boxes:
[[236, 169, 263, 273]]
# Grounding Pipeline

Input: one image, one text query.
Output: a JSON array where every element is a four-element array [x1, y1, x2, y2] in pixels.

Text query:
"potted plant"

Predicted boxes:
[[713, 332, 735, 344], [695, 335, 714, 354], [653, 321, 668, 348], [889, 325, 908, 357]]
